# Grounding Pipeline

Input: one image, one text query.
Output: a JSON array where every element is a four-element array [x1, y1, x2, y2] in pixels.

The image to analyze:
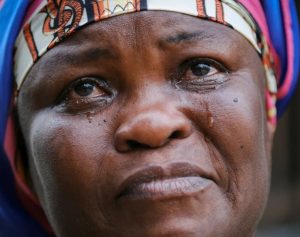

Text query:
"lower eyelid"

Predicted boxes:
[[177, 72, 229, 91], [55, 96, 111, 114]]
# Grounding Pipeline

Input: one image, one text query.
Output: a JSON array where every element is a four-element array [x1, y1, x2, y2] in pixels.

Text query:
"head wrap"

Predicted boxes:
[[0, 0, 299, 236]]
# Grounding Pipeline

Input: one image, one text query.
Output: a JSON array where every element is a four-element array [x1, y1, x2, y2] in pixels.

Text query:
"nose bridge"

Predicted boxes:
[[114, 101, 192, 152]]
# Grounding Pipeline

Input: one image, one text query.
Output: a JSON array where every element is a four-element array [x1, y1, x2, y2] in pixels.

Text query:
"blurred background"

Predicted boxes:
[[257, 2, 300, 236]]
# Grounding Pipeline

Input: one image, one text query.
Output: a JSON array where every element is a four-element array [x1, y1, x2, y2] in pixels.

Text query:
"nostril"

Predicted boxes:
[[169, 131, 182, 139], [127, 140, 151, 150]]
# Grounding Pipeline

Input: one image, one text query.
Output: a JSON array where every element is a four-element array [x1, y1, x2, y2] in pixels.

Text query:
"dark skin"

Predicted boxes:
[[17, 11, 274, 237]]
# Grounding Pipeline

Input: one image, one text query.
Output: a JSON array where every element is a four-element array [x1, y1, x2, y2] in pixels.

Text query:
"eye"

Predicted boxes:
[[176, 58, 229, 92], [74, 82, 96, 97], [185, 59, 222, 80], [67, 77, 110, 100], [190, 63, 215, 77], [56, 77, 114, 113]]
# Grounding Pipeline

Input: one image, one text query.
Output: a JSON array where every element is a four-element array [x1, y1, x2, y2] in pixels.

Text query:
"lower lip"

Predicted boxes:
[[117, 176, 212, 201]]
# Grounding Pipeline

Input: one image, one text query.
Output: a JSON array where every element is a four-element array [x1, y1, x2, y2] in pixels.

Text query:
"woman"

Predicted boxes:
[[0, 0, 299, 236]]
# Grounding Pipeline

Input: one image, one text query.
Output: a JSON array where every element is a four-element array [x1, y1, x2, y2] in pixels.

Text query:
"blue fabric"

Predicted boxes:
[[262, 0, 287, 85], [275, 0, 300, 116], [0, 0, 27, 144], [0, 148, 49, 237], [263, 0, 300, 117], [0, 0, 50, 236]]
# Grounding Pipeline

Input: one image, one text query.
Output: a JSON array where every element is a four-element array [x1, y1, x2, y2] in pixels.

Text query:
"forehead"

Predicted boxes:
[[67, 11, 246, 48]]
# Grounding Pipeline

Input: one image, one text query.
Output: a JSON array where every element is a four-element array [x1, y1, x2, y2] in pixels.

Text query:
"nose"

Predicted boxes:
[[114, 108, 192, 152]]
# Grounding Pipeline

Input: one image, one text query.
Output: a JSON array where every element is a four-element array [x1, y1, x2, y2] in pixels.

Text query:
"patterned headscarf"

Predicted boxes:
[[0, 0, 299, 236]]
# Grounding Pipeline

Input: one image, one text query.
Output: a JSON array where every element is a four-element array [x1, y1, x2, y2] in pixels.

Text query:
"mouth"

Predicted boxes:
[[116, 162, 214, 202]]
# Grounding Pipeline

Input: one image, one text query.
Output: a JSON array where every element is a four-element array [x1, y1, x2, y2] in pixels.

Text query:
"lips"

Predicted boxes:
[[116, 162, 214, 202]]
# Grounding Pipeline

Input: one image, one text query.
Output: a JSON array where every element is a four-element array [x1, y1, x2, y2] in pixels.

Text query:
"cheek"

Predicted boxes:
[[27, 111, 116, 233], [216, 80, 270, 204], [184, 76, 270, 214]]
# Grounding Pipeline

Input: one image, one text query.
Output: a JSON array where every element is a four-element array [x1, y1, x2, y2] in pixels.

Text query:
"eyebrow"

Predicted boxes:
[[53, 46, 116, 66], [50, 31, 215, 66], [158, 31, 216, 48]]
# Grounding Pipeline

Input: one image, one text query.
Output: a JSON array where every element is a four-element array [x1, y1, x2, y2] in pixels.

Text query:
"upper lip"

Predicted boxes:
[[115, 162, 214, 200]]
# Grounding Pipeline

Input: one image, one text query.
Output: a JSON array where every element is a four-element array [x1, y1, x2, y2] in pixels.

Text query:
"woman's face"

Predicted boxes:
[[18, 11, 274, 237]]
